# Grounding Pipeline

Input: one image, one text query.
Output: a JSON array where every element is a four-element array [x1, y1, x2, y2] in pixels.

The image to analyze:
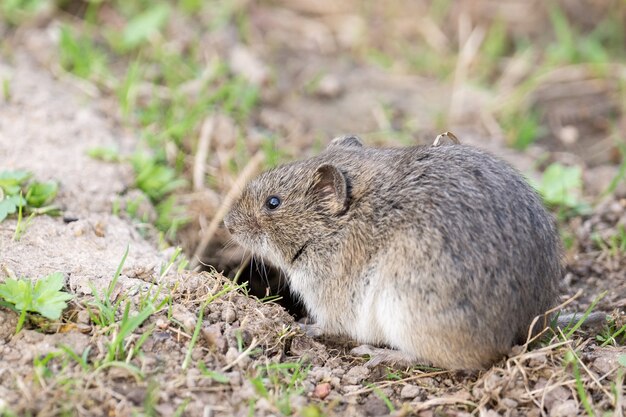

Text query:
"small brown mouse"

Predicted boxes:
[[224, 135, 563, 370]]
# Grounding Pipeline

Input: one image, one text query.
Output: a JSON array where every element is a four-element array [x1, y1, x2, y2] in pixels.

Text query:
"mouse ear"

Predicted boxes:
[[310, 164, 348, 214], [327, 135, 363, 149]]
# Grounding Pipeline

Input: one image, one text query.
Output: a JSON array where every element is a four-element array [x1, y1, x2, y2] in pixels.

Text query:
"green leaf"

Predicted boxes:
[[250, 377, 269, 398], [132, 153, 186, 201], [26, 180, 58, 208], [535, 163, 584, 208], [87, 146, 120, 162], [0, 170, 30, 195], [300, 405, 324, 417], [0, 273, 73, 322], [619, 354, 626, 368], [33, 272, 64, 293], [0, 195, 24, 222], [0, 171, 59, 224], [122, 4, 170, 49], [32, 272, 73, 319], [0, 298, 18, 312], [59, 25, 109, 79], [198, 362, 230, 383], [0, 278, 32, 311]]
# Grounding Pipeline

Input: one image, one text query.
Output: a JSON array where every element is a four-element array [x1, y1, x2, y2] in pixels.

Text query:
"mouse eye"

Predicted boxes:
[[265, 195, 281, 210]]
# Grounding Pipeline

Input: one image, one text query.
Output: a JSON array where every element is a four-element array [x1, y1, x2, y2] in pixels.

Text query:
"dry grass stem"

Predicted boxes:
[[190, 150, 265, 269], [345, 370, 450, 396], [413, 396, 477, 411], [193, 116, 215, 191], [220, 337, 259, 372], [418, 16, 450, 53], [449, 17, 486, 122]]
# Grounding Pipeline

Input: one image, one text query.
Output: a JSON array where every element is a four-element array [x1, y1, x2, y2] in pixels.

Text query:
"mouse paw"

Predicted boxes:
[[298, 322, 324, 338], [350, 345, 420, 368]]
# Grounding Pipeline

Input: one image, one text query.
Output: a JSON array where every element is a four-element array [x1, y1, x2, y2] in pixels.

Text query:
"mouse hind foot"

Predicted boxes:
[[297, 322, 324, 338], [350, 345, 430, 368]]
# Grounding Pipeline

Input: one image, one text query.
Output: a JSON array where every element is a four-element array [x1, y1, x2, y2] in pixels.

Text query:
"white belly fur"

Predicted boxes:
[[375, 286, 414, 351], [289, 267, 422, 353], [353, 282, 385, 344]]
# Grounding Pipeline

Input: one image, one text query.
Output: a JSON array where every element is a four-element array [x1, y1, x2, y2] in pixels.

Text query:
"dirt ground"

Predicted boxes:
[[1, 1, 626, 416]]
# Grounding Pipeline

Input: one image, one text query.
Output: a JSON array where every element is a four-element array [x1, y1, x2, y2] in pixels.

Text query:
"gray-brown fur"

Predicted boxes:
[[224, 136, 562, 370]]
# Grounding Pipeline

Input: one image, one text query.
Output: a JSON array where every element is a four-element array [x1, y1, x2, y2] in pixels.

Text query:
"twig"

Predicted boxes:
[[220, 338, 259, 372], [345, 370, 449, 396], [414, 395, 477, 411]]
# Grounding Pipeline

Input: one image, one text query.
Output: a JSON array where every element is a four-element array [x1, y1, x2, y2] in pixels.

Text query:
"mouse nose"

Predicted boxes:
[[223, 214, 233, 234]]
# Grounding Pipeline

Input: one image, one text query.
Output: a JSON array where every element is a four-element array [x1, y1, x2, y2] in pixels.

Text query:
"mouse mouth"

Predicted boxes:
[[254, 238, 289, 269], [229, 232, 253, 251], [227, 229, 287, 270], [232, 232, 265, 254]]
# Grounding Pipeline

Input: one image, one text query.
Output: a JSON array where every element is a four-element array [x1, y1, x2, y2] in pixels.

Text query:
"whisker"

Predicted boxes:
[[223, 238, 237, 250], [277, 268, 288, 294], [232, 252, 251, 285]]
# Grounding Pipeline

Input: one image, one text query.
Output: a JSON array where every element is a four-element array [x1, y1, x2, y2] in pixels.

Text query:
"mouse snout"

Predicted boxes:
[[223, 213, 234, 234], [223, 212, 261, 236]]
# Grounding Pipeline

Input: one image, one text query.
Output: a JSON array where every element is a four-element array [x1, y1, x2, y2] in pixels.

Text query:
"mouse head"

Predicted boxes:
[[224, 154, 353, 270]]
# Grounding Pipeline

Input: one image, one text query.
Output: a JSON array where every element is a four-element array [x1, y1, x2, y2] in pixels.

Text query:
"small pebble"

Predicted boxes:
[[202, 323, 227, 353], [255, 398, 273, 412], [191, 347, 203, 361], [225, 371, 241, 385], [186, 368, 201, 388], [342, 365, 369, 385], [171, 305, 196, 332], [362, 393, 390, 416], [124, 387, 146, 405], [225, 347, 239, 363], [341, 384, 362, 394], [315, 74, 343, 98], [63, 214, 79, 223], [76, 309, 91, 325], [289, 395, 307, 410], [558, 125, 579, 145], [94, 220, 106, 237], [550, 400, 578, 417], [221, 307, 237, 324], [400, 384, 421, 400], [70, 222, 87, 237], [308, 366, 331, 382], [313, 382, 331, 399], [224, 346, 250, 369], [501, 398, 518, 408], [141, 356, 157, 368], [77, 324, 91, 333]]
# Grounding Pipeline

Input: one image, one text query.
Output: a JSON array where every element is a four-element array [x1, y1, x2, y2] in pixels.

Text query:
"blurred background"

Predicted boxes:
[[2, 0, 626, 307]]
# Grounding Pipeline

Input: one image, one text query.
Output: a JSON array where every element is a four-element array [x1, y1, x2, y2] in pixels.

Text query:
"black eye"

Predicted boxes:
[[265, 195, 281, 210]]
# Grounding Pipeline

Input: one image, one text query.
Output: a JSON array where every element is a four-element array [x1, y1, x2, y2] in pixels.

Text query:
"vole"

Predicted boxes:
[[224, 135, 563, 370]]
